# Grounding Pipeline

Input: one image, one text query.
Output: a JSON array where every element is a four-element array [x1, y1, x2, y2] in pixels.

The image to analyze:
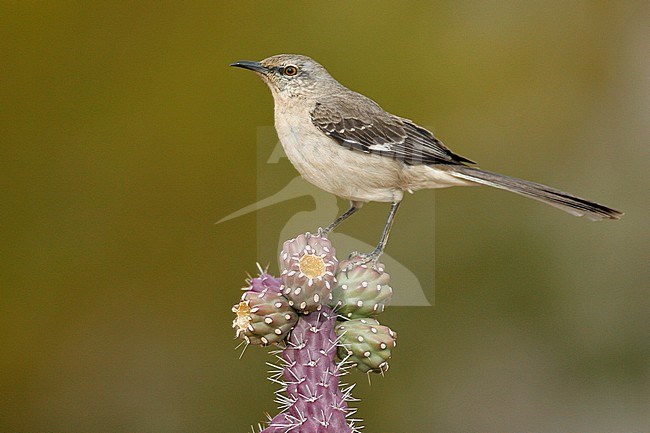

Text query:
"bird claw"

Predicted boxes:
[[344, 249, 382, 274], [317, 227, 329, 238]]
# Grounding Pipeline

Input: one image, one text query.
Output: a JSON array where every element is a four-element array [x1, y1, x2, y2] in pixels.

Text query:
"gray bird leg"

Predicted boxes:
[[320, 203, 360, 236], [374, 201, 401, 256], [347, 201, 401, 270]]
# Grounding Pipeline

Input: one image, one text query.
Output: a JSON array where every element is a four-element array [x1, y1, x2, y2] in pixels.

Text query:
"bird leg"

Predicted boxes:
[[319, 203, 360, 236], [346, 201, 401, 270]]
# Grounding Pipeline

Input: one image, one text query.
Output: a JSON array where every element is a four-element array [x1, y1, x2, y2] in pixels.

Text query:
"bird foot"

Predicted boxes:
[[316, 227, 330, 238], [344, 249, 383, 273]]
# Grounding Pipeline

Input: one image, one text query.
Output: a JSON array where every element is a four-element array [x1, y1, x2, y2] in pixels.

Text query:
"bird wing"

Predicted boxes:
[[310, 95, 474, 166]]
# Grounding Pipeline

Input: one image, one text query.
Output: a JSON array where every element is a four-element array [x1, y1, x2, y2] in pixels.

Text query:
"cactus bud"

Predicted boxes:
[[335, 318, 397, 374], [232, 289, 298, 346], [331, 258, 392, 318], [279, 233, 337, 313]]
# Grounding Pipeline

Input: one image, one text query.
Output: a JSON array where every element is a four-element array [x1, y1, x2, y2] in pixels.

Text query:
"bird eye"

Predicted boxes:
[[283, 65, 298, 76]]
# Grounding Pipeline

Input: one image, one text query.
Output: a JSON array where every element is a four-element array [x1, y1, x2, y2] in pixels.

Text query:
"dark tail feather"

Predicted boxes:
[[445, 166, 623, 221]]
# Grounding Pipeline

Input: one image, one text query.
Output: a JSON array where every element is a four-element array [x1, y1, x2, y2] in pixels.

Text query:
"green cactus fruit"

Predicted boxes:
[[335, 318, 397, 374], [279, 233, 337, 313], [232, 289, 298, 346], [331, 258, 392, 318]]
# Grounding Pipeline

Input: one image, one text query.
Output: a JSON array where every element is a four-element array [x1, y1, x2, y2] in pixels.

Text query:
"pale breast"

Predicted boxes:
[[274, 104, 403, 203]]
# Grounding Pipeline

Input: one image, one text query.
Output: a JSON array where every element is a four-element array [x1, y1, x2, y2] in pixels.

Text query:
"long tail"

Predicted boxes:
[[444, 165, 623, 221]]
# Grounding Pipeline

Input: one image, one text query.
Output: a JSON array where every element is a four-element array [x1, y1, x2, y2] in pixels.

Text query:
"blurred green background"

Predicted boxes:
[[1, 1, 648, 432]]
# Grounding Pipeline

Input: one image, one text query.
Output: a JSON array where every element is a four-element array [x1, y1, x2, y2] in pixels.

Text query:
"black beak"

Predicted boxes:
[[230, 60, 268, 74]]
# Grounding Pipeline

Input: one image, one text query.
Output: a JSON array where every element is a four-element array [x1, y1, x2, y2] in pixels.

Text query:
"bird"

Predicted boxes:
[[230, 54, 622, 268]]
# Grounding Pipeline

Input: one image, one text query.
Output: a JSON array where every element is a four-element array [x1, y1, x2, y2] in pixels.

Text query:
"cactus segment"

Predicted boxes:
[[335, 318, 397, 374], [331, 258, 392, 318], [279, 233, 338, 313], [249, 272, 283, 293], [262, 306, 353, 433], [232, 289, 298, 346]]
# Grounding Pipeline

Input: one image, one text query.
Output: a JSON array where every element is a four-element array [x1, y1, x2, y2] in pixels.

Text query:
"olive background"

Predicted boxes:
[[1, 2, 648, 432]]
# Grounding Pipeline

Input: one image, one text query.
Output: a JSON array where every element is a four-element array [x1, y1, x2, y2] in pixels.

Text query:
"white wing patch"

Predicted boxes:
[[368, 143, 393, 151]]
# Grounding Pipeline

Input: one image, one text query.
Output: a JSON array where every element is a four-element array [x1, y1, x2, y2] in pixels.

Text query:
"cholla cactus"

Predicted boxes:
[[279, 233, 337, 313], [232, 233, 399, 433], [332, 258, 393, 319], [335, 318, 397, 374], [263, 307, 354, 433]]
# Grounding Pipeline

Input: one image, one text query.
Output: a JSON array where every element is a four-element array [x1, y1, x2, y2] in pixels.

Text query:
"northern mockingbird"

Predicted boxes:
[[231, 54, 622, 267]]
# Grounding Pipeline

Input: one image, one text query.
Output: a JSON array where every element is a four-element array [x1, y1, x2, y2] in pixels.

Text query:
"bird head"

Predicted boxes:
[[231, 54, 338, 100]]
